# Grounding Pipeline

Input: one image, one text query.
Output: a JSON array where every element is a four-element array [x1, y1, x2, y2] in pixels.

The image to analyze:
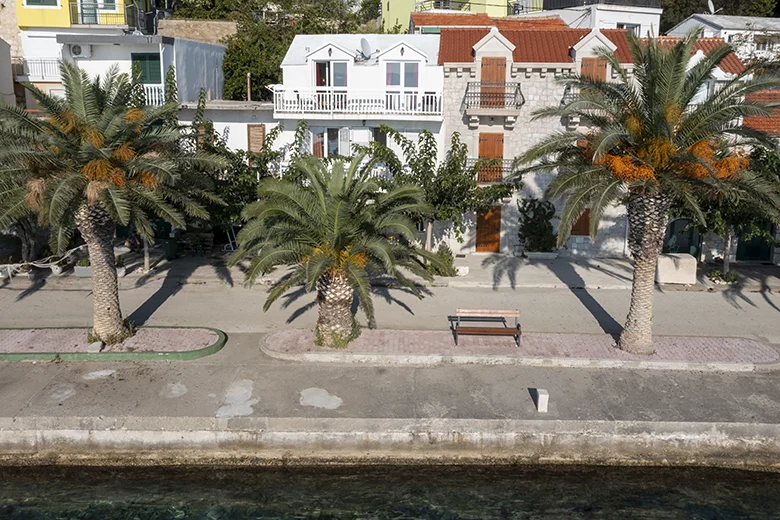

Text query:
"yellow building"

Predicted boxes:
[[382, 0, 515, 32]]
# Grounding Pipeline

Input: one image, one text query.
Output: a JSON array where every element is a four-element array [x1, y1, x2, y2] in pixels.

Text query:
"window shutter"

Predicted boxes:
[[339, 128, 351, 156], [571, 209, 591, 236], [247, 124, 266, 154]]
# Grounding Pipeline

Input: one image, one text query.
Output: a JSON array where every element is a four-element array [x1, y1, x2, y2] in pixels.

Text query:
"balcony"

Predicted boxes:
[[272, 86, 443, 120], [466, 158, 514, 183], [415, 0, 470, 11], [69, 3, 141, 27], [464, 82, 524, 127], [144, 84, 165, 106], [12, 58, 61, 82]]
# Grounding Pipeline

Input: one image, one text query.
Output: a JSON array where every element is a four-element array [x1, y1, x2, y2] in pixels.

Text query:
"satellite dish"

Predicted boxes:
[[707, 0, 716, 14], [360, 37, 373, 59]]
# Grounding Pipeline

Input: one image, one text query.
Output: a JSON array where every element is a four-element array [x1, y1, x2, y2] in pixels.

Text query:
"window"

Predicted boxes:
[[386, 62, 401, 86], [102, 0, 117, 10], [327, 128, 340, 157], [313, 131, 325, 158], [315, 61, 329, 87], [404, 63, 418, 88], [421, 27, 440, 34], [571, 209, 591, 236], [131, 53, 161, 84], [617, 23, 640, 36], [372, 127, 387, 146], [25, 0, 58, 6], [333, 62, 347, 87]]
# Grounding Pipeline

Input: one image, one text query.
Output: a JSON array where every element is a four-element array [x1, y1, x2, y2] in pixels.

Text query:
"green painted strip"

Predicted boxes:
[[0, 326, 227, 362]]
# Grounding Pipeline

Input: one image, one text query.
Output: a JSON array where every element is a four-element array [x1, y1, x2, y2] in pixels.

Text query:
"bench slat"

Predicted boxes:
[[457, 327, 519, 336], [456, 309, 520, 318]]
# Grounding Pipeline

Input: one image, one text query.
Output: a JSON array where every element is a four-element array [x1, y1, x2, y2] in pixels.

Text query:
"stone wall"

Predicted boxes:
[[0, 0, 21, 58], [438, 68, 628, 258], [157, 19, 237, 45]]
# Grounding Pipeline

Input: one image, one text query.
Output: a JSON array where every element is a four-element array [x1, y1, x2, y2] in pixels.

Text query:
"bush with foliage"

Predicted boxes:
[[517, 199, 557, 253], [427, 244, 458, 277]]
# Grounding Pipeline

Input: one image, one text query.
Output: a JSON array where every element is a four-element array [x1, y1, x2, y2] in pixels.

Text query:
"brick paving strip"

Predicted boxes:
[[0, 328, 219, 354], [263, 329, 780, 371]]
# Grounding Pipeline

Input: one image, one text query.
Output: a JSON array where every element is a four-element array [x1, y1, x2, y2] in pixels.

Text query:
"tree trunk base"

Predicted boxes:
[[616, 332, 655, 355]]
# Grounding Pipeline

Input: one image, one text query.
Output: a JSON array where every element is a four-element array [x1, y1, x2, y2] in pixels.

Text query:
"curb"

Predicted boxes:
[[1, 417, 779, 469], [260, 336, 777, 373], [0, 326, 227, 362]]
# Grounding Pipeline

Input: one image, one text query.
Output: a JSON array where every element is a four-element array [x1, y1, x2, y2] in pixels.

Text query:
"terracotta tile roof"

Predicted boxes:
[[743, 90, 780, 136], [438, 28, 745, 75], [411, 12, 567, 30]]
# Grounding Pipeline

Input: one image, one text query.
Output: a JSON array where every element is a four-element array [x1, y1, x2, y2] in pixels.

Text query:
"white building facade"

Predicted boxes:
[[270, 34, 445, 173], [667, 14, 780, 63]]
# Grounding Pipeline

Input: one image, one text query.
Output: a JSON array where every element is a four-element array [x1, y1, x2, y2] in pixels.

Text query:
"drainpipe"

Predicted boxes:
[[247, 72, 252, 101]]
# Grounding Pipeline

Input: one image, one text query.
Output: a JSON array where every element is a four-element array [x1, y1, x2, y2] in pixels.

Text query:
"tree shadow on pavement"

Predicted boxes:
[[720, 265, 779, 312], [128, 254, 236, 326], [482, 254, 624, 335]]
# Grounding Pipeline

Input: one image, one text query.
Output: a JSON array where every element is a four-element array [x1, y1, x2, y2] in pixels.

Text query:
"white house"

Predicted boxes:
[[270, 34, 445, 167], [667, 14, 780, 63], [511, 0, 662, 36], [56, 34, 224, 104]]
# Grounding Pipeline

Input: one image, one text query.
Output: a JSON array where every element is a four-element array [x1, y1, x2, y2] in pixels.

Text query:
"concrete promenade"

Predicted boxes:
[[0, 265, 779, 467]]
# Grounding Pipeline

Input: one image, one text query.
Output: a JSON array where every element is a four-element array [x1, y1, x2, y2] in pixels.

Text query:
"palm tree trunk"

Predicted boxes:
[[426, 220, 434, 251], [316, 270, 355, 348], [618, 192, 672, 355], [11, 217, 37, 262], [143, 236, 151, 273], [75, 204, 128, 344], [723, 226, 733, 275]]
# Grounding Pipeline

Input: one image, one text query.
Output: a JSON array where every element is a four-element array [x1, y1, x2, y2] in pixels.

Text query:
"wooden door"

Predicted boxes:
[[481, 57, 506, 108], [580, 57, 607, 81], [476, 206, 501, 253], [478, 132, 504, 183]]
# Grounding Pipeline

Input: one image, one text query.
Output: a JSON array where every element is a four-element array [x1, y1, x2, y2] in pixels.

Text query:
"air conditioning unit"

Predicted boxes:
[[69, 44, 92, 59]]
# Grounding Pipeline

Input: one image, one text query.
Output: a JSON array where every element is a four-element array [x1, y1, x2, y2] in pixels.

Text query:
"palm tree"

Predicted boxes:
[[231, 153, 435, 348], [0, 62, 223, 344], [515, 30, 780, 354]]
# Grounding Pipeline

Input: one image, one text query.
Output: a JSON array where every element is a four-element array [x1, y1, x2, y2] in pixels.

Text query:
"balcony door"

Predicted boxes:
[[478, 132, 504, 183], [315, 61, 347, 110], [386, 62, 419, 112], [480, 57, 506, 108], [80, 0, 99, 24]]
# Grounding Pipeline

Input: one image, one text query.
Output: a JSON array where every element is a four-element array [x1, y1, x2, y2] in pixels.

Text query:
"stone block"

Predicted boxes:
[[531, 388, 549, 413], [655, 253, 697, 285], [87, 342, 104, 354]]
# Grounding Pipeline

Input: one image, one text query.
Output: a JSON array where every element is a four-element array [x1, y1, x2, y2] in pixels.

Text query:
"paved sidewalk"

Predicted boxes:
[[262, 329, 780, 371]]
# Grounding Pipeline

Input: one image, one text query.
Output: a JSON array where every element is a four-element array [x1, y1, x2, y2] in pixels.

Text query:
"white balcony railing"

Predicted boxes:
[[144, 84, 165, 106], [12, 58, 61, 81], [273, 86, 443, 117]]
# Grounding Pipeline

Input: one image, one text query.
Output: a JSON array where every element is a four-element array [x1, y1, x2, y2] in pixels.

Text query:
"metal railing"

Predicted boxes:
[[542, 0, 660, 9], [144, 85, 165, 106], [464, 82, 525, 111], [69, 3, 140, 27], [273, 86, 443, 117], [466, 158, 514, 183], [12, 58, 61, 80], [415, 0, 471, 11]]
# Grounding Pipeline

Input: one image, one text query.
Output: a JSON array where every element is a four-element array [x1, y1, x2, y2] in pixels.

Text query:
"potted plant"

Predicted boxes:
[[74, 257, 92, 277], [517, 198, 559, 260], [51, 257, 70, 276], [115, 255, 126, 277]]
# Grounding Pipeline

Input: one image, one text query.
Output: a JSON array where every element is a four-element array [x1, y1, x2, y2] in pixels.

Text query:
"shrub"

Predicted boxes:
[[77, 258, 91, 267], [115, 255, 125, 268], [517, 198, 557, 253], [427, 244, 458, 277]]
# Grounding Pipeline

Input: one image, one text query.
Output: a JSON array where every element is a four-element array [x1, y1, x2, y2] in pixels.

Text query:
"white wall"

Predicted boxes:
[[65, 42, 161, 78], [174, 38, 225, 102], [548, 5, 661, 36], [178, 107, 281, 152], [281, 41, 443, 93]]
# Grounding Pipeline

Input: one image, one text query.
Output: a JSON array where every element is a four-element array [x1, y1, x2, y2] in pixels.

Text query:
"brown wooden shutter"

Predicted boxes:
[[571, 208, 591, 236], [481, 57, 506, 108], [580, 58, 607, 81], [478, 133, 504, 182], [247, 124, 266, 153]]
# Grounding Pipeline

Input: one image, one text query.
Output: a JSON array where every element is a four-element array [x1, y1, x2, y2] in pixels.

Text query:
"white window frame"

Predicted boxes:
[[313, 60, 349, 87], [22, 0, 61, 10]]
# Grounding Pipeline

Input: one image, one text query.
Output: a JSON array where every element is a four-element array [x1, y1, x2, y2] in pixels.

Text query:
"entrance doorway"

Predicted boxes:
[[476, 207, 501, 253], [736, 223, 774, 262], [662, 218, 700, 257]]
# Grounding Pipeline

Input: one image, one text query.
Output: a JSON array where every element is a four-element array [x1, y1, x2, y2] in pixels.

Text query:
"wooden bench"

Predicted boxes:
[[452, 309, 521, 347]]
